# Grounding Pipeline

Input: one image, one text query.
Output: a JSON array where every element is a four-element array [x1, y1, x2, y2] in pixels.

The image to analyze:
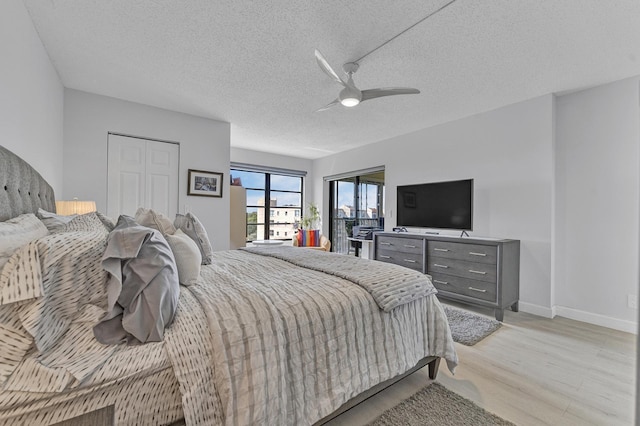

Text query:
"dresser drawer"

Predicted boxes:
[[427, 258, 497, 283], [430, 272, 497, 303], [428, 241, 497, 265], [376, 236, 424, 255], [376, 249, 424, 272]]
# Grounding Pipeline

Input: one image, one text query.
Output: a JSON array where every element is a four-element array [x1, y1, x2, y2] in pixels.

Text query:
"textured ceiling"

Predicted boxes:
[[24, 0, 640, 159]]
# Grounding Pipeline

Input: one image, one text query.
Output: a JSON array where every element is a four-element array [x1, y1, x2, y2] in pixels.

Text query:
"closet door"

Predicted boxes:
[[107, 134, 179, 219]]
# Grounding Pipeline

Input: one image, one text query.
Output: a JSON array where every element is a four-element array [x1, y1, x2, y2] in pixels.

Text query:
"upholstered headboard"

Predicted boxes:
[[0, 145, 56, 221]]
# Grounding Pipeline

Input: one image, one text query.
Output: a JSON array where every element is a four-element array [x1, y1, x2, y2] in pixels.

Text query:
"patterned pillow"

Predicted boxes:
[[95, 211, 116, 232], [61, 212, 110, 234], [174, 213, 213, 265], [135, 207, 176, 236], [0, 229, 108, 385], [297, 229, 320, 247], [0, 213, 49, 270]]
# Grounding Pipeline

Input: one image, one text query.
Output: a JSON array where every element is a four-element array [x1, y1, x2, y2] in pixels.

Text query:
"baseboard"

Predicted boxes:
[[554, 306, 638, 334], [519, 302, 637, 333], [518, 301, 554, 318]]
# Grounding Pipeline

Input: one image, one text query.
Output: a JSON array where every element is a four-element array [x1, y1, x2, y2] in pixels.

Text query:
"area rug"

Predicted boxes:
[[368, 382, 514, 426], [444, 305, 501, 346]]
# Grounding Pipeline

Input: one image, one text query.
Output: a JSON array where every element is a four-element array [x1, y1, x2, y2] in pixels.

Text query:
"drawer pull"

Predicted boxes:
[[468, 286, 487, 293], [434, 279, 449, 285], [403, 259, 417, 263], [433, 263, 449, 269], [469, 252, 486, 257], [404, 244, 416, 248], [379, 255, 391, 259], [434, 248, 449, 252], [380, 242, 392, 246], [469, 269, 487, 275]]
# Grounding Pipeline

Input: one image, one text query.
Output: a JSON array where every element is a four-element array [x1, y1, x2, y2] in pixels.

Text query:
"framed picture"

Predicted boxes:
[[188, 169, 223, 197]]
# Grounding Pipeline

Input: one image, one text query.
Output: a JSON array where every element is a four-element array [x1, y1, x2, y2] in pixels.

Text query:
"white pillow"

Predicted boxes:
[[0, 214, 49, 270], [36, 208, 76, 233], [165, 229, 202, 286], [135, 207, 176, 236]]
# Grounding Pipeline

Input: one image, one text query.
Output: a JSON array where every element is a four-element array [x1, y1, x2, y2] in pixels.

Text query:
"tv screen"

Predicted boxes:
[[397, 179, 473, 230]]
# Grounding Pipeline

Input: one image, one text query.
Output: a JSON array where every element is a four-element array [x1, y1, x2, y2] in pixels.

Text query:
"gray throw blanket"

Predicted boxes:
[[242, 246, 436, 311], [94, 216, 180, 345]]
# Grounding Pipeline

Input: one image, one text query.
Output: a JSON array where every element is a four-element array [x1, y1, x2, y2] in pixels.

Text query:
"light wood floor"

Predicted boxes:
[[327, 302, 637, 426]]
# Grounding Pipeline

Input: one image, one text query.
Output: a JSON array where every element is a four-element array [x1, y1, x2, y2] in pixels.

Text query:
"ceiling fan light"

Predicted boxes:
[[340, 97, 360, 107]]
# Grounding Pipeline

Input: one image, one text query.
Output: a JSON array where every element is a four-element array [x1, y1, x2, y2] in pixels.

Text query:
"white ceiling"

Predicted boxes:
[[24, 0, 640, 159]]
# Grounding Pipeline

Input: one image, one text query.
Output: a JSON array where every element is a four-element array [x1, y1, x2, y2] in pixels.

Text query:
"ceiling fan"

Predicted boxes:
[[315, 49, 420, 112]]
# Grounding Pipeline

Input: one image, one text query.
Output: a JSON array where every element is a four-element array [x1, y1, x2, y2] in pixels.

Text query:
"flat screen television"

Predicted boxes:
[[396, 179, 473, 231]]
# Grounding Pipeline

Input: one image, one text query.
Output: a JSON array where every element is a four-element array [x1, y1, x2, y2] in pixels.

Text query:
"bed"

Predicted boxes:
[[0, 145, 458, 425]]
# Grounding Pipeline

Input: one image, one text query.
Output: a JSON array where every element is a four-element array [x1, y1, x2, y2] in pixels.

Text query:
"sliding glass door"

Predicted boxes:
[[329, 170, 385, 254]]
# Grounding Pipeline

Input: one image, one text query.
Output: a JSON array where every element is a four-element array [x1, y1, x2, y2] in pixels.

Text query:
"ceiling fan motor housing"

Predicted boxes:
[[339, 74, 362, 107]]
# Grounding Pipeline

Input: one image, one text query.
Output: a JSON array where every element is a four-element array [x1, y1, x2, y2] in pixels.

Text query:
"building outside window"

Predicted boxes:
[[231, 165, 304, 242]]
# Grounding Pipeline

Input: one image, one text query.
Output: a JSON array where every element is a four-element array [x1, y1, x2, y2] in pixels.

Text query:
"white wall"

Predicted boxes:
[[0, 0, 64, 193], [555, 77, 640, 331], [313, 95, 555, 313], [231, 147, 314, 202], [64, 89, 231, 250]]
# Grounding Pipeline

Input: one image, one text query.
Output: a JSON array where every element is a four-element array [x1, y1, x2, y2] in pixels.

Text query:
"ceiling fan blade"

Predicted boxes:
[[361, 87, 420, 102], [315, 99, 340, 112], [315, 50, 346, 87]]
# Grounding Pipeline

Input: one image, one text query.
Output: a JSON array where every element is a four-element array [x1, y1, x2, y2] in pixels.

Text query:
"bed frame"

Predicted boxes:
[[0, 145, 441, 425]]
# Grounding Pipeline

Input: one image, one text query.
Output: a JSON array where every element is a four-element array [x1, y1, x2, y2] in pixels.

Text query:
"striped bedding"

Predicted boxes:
[[0, 244, 457, 425], [169, 249, 458, 425]]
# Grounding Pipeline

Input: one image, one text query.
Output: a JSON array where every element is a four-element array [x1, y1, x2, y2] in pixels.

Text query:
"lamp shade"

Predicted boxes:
[[55, 199, 97, 216]]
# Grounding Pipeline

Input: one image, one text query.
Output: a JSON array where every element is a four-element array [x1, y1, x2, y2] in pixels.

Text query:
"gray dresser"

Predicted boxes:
[[374, 232, 520, 321]]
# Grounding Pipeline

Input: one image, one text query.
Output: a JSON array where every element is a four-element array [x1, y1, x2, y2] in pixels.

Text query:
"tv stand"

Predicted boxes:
[[460, 230, 469, 237], [373, 232, 520, 321]]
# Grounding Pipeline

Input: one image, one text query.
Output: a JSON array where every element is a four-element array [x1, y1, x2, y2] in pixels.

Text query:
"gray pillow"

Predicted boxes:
[[174, 213, 213, 265], [37, 208, 76, 232], [94, 215, 180, 345]]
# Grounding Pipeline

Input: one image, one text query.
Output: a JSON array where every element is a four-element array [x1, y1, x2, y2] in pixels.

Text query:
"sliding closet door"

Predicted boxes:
[[107, 134, 179, 219]]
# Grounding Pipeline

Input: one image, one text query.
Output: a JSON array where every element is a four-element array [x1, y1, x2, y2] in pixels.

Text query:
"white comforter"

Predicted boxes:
[[166, 250, 458, 426]]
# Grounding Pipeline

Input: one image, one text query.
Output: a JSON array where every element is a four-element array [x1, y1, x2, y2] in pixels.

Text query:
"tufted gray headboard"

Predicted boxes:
[[0, 145, 56, 222]]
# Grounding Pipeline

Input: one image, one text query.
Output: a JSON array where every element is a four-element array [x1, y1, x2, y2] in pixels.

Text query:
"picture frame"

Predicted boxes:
[[188, 169, 223, 197]]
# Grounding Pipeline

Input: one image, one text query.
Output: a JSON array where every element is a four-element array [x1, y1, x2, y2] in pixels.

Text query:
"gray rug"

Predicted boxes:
[[444, 305, 501, 346], [368, 382, 514, 426]]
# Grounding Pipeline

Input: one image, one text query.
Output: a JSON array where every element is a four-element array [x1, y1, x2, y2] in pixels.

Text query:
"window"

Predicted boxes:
[[231, 165, 304, 242]]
